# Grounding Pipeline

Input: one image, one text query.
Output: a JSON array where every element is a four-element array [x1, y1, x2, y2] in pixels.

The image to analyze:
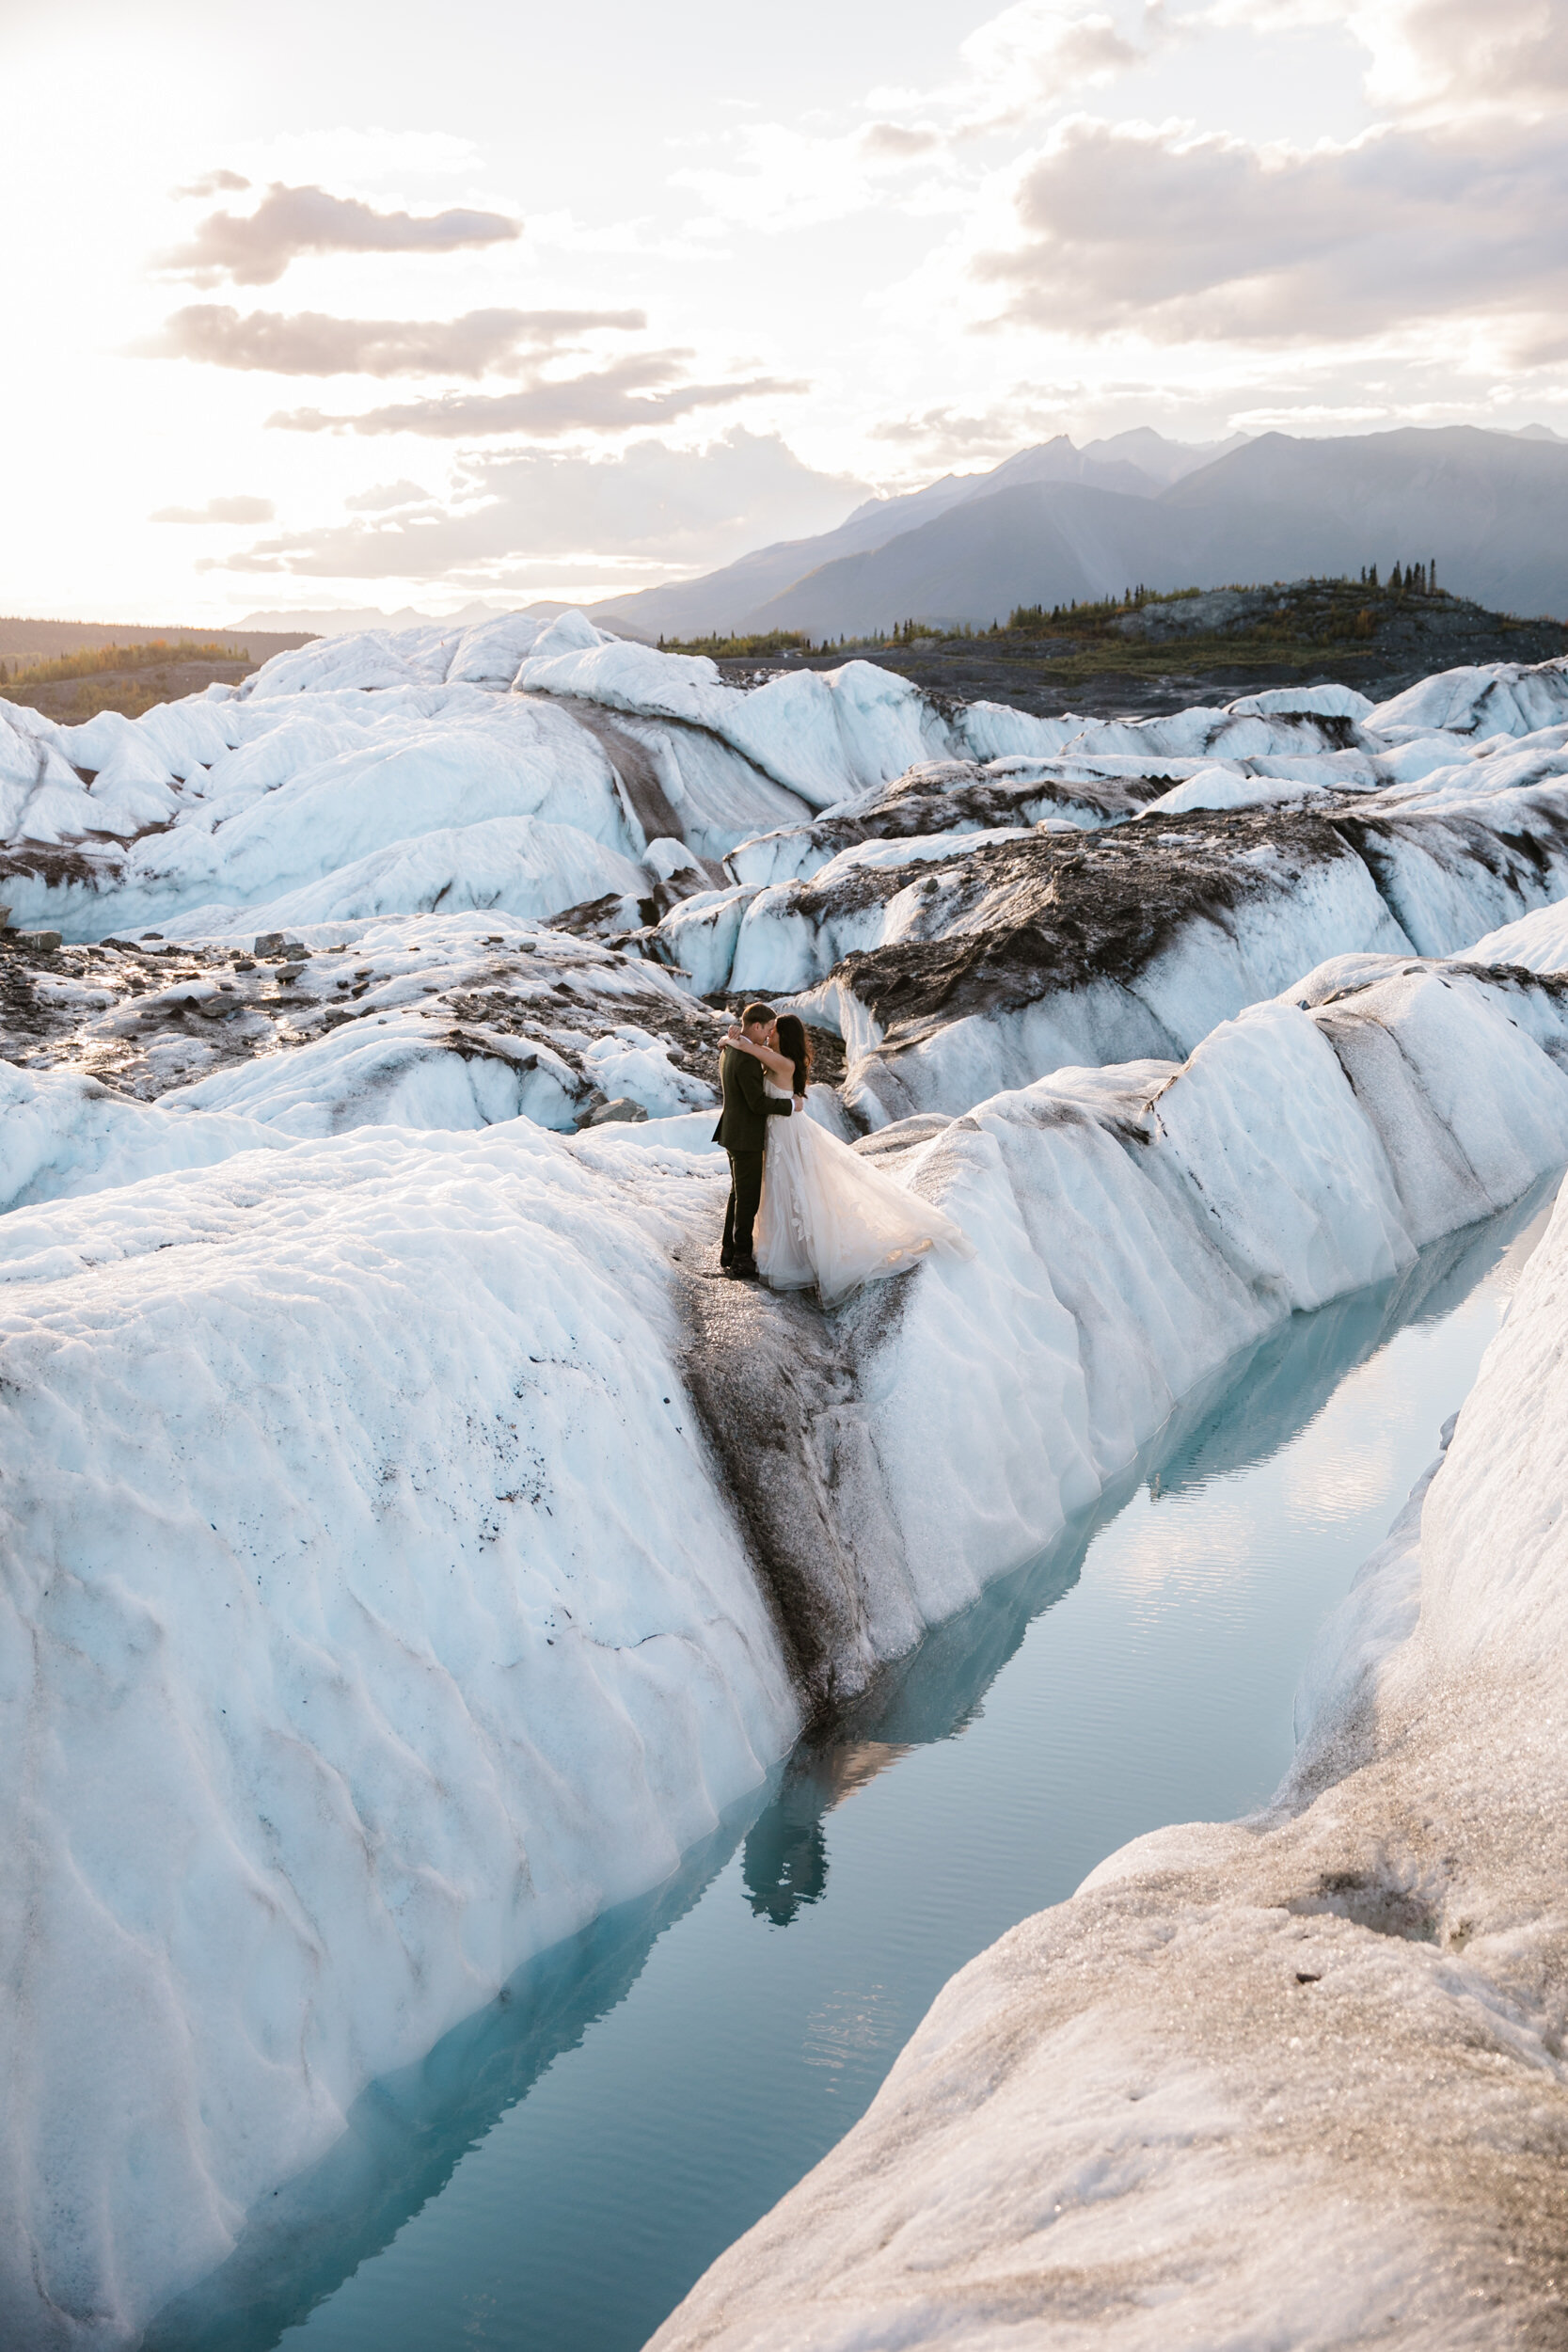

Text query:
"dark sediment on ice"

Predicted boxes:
[[676, 1244, 915, 1716], [800, 802, 1568, 1052]]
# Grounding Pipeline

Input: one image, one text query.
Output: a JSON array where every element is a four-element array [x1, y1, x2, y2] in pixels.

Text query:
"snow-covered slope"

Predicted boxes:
[[745, 954, 1568, 1677], [719, 775, 1568, 1127], [650, 1168, 1568, 2352]]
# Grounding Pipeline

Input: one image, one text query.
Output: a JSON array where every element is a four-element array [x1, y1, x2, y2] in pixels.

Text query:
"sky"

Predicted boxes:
[[3, 0, 1564, 625]]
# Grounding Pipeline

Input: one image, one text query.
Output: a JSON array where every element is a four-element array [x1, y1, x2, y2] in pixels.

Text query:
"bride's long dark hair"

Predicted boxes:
[[775, 1013, 813, 1097]]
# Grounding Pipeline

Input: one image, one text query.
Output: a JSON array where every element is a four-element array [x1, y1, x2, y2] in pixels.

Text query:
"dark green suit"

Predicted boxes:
[[714, 1044, 793, 1263]]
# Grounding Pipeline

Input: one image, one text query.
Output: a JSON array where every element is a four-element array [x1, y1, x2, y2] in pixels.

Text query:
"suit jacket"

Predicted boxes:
[[712, 1044, 794, 1152]]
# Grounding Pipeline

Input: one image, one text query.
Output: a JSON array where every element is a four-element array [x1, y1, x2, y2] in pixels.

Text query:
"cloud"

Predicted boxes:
[[951, 1, 1161, 131], [150, 495, 277, 524], [859, 123, 944, 159], [173, 169, 251, 198], [1208, 0, 1568, 114], [974, 113, 1568, 348], [342, 481, 434, 512], [1350, 0, 1568, 111], [200, 430, 867, 583], [267, 353, 808, 438], [674, 120, 944, 234], [673, 4, 1164, 236], [146, 305, 646, 377], [161, 183, 521, 287], [869, 398, 1068, 454]]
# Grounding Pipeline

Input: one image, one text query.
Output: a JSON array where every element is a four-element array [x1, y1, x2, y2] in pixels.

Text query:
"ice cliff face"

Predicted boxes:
[[0, 1126, 797, 2348], [7, 627, 1568, 2344], [650, 1144, 1568, 2352]]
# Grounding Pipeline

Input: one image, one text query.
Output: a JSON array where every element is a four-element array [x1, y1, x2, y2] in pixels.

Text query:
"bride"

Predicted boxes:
[[722, 1011, 974, 1307]]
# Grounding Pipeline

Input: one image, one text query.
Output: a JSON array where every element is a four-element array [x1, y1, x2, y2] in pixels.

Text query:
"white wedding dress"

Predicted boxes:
[[753, 1078, 975, 1306]]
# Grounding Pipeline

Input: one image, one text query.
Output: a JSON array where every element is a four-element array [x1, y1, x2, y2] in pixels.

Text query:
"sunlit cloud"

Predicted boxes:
[[161, 182, 521, 287], [949, 0, 1169, 133], [202, 428, 866, 583], [267, 354, 808, 437], [1206, 0, 1568, 114], [859, 123, 944, 160], [150, 495, 277, 524], [342, 480, 435, 512], [145, 304, 647, 377], [973, 113, 1568, 350], [172, 168, 251, 199]]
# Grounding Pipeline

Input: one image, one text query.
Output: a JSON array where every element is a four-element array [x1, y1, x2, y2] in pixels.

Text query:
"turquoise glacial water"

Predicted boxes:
[[152, 1185, 1556, 2352]]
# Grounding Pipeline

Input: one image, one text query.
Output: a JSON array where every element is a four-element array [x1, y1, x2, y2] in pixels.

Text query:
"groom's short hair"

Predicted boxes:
[[740, 1002, 776, 1028]]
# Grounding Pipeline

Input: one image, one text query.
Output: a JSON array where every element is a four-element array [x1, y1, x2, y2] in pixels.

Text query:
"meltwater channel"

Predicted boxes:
[[151, 1183, 1559, 2352]]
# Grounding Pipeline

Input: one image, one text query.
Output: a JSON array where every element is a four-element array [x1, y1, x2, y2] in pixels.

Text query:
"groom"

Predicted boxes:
[[714, 1001, 794, 1279]]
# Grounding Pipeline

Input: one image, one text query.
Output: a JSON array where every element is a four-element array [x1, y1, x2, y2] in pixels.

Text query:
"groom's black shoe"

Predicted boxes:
[[728, 1255, 760, 1280], [719, 1249, 734, 1270]]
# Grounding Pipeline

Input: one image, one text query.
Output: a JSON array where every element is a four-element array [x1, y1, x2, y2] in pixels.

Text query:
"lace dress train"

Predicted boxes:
[[753, 1081, 974, 1305]]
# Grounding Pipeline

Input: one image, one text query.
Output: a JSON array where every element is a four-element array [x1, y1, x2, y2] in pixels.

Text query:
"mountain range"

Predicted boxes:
[[580, 425, 1568, 641]]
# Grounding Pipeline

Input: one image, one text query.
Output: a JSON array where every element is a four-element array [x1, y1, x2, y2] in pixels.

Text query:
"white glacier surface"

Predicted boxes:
[[0, 1128, 797, 2346], [650, 1109, 1568, 2352], [7, 946, 1568, 2342], [8, 634, 1568, 2344]]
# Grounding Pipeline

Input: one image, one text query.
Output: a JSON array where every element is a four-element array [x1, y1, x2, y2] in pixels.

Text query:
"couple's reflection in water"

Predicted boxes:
[[150, 1186, 1552, 2351], [742, 1741, 908, 1924]]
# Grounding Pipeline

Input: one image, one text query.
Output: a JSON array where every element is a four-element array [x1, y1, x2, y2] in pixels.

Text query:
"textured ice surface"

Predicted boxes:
[[0, 1130, 797, 2347], [8, 635, 1565, 974], [0, 1061, 288, 1212], [1465, 893, 1568, 972], [8, 950, 1568, 2343], [0, 914, 727, 1176], [651, 1133, 1568, 2352], [8, 640, 1568, 2344]]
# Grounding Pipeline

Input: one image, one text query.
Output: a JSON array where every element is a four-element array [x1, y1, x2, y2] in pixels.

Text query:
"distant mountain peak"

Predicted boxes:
[[578, 421, 1567, 643]]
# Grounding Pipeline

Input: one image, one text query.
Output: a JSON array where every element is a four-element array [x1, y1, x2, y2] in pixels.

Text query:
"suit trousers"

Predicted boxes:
[[722, 1148, 765, 1262]]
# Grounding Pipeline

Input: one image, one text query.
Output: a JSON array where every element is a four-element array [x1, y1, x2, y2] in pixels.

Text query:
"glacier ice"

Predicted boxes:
[[0, 1129, 797, 2345], [0, 914, 729, 1184], [8, 946, 1568, 2342], [649, 1169, 1568, 2351], [8, 629, 1568, 2344]]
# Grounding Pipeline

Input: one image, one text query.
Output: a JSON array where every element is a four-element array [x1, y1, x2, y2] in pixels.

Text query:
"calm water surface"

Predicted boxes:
[[154, 1188, 1556, 2352]]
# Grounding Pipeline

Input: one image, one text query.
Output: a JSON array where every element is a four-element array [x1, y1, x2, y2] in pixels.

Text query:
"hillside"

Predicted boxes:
[[697, 576, 1568, 721], [1160, 428, 1568, 619], [0, 621, 315, 719], [745, 480, 1192, 638]]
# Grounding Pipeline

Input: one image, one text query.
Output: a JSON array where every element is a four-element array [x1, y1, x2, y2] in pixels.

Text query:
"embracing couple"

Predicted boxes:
[[713, 1002, 973, 1308]]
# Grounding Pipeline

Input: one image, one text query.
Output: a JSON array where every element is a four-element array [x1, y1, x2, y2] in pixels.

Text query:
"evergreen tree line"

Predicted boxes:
[[1356, 561, 1439, 594]]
